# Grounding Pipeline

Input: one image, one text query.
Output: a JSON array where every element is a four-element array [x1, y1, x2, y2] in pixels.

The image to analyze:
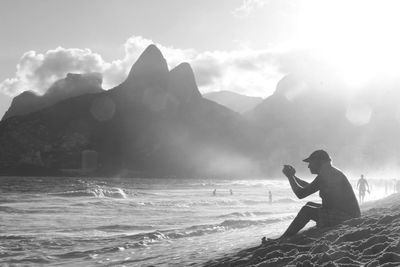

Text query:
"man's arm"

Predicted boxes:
[[288, 175, 319, 199], [293, 176, 310, 187], [283, 165, 319, 199]]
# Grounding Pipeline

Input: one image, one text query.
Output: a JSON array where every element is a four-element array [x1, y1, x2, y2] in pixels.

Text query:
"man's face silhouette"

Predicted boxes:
[[307, 159, 320, 174]]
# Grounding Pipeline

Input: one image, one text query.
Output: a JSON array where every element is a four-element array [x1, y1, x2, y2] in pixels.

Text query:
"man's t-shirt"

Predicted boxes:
[[309, 165, 361, 218]]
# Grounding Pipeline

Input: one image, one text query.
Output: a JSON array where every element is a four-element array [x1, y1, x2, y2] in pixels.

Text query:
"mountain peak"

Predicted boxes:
[[125, 44, 169, 89], [172, 62, 191, 72], [143, 44, 162, 55], [168, 62, 201, 104]]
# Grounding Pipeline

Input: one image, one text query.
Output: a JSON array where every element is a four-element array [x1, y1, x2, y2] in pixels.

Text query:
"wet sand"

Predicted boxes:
[[205, 193, 400, 267]]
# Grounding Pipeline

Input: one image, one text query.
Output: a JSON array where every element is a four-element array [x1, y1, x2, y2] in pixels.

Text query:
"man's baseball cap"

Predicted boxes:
[[303, 150, 331, 162]]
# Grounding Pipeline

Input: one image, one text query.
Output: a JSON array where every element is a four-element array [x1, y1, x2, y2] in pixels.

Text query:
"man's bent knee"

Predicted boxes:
[[299, 205, 314, 215], [299, 204, 319, 221]]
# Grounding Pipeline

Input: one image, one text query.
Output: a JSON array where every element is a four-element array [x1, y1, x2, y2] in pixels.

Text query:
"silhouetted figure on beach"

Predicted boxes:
[[268, 190, 272, 203], [230, 189, 233, 195], [357, 174, 369, 204], [213, 189, 216, 196], [262, 150, 360, 244]]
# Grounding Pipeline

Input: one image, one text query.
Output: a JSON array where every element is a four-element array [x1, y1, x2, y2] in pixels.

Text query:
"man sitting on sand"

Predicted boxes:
[[262, 150, 360, 244]]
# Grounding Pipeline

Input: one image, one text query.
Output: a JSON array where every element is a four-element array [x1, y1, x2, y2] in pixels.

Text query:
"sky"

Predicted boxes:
[[1, 0, 400, 118]]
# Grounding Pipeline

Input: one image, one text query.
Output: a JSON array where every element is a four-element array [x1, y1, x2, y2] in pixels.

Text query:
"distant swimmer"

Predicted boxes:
[[261, 150, 360, 244], [230, 189, 233, 195], [268, 190, 272, 203], [213, 189, 216, 196], [357, 174, 370, 204]]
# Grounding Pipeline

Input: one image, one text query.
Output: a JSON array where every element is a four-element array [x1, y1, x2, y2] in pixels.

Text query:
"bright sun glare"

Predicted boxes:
[[294, 0, 400, 87]]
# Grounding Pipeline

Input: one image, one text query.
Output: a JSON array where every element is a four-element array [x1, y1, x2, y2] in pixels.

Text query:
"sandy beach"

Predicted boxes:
[[205, 193, 400, 267]]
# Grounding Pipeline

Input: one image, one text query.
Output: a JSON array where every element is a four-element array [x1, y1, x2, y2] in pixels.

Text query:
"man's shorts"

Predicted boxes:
[[317, 208, 353, 228]]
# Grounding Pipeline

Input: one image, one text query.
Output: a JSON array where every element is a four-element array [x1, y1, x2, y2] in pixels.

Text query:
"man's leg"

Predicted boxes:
[[280, 202, 320, 238]]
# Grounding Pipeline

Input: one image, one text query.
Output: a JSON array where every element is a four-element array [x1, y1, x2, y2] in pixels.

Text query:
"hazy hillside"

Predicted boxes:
[[246, 73, 400, 174], [203, 91, 263, 113]]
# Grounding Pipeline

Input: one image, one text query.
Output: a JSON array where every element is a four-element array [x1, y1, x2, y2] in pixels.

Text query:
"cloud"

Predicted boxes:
[[0, 35, 284, 98], [0, 48, 106, 95], [191, 49, 282, 97], [232, 0, 266, 18], [0, 36, 197, 96]]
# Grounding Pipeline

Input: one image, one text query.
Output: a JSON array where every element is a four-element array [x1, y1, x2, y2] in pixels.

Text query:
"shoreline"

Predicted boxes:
[[204, 193, 400, 267]]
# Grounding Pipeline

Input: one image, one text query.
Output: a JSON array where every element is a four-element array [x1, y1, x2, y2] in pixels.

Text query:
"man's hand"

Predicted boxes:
[[283, 165, 296, 178]]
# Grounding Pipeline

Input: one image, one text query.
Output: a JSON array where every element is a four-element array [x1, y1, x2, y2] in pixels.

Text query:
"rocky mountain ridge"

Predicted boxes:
[[2, 72, 103, 120], [0, 45, 262, 177]]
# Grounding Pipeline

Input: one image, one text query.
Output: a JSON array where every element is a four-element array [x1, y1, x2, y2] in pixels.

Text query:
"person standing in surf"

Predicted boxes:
[[262, 150, 360, 243], [268, 190, 272, 204], [357, 174, 369, 204]]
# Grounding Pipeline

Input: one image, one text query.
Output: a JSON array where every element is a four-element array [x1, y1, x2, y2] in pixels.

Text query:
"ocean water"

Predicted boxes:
[[0, 176, 386, 266]]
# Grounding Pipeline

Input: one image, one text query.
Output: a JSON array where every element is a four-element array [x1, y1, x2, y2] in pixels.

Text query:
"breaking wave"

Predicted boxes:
[[217, 211, 273, 218], [120, 216, 293, 246], [49, 187, 128, 199]]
